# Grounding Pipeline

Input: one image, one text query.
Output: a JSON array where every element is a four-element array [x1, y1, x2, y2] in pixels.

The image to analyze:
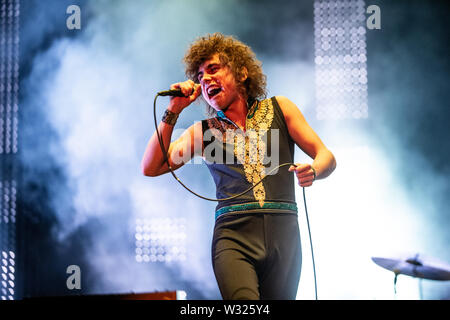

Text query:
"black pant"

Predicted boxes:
[[212, 212, 301, 300]]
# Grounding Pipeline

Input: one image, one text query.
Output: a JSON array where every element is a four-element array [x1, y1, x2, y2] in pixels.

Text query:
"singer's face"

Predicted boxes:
[[197, 53, 243, 111]]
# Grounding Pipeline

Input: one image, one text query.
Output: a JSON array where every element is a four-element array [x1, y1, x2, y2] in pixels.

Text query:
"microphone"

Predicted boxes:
[[157, 89, 188, 97], [158, 84, 200, 97]]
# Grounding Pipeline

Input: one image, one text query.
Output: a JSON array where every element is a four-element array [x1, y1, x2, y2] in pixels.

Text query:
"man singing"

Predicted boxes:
[[142, 33, 336, 300]]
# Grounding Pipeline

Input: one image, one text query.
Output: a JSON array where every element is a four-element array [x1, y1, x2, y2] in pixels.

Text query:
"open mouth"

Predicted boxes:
[[207, 86, 222, 99]]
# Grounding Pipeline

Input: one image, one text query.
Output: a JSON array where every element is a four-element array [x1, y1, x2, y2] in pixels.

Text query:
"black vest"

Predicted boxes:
[[201, 97, 297, 219]]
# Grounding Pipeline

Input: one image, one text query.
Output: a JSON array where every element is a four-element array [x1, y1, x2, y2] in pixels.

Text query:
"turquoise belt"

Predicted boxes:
[[215, 201, 298, 220]]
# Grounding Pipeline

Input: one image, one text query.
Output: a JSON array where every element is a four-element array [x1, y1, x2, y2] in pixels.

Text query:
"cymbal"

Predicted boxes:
[[372, 254, 450, 281]]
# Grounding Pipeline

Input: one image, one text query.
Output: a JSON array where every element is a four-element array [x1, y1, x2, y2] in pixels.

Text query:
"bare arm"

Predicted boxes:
[[276, 95, 336, 186], [141, 121, 203, 176], [141, 80, 202, 177]]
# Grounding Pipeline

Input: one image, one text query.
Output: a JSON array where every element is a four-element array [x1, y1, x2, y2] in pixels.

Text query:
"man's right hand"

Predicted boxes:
[[167, 80, 202, 114]]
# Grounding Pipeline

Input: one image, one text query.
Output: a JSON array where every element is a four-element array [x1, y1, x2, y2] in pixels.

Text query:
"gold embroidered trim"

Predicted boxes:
[[235, 99, 274, 207]]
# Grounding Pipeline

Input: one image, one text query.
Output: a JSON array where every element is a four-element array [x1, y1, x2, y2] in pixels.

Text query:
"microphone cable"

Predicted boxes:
[[302, 187, 318, 300], [153, 92, 318, 300]]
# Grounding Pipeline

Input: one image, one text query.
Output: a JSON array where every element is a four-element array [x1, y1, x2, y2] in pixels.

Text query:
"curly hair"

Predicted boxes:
[[183, 33, 267, 116]]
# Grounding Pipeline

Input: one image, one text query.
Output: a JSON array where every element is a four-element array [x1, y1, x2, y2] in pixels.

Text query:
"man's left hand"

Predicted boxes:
[[288, 163, 316, 187]]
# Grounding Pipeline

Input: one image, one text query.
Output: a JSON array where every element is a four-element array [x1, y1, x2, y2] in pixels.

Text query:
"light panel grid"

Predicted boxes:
[[314, 0, 368, 120], [135, 218, 187, 263], [0, 0, 19, 300], [0, 180, 16, 224], [0, 180, 16, 300], [0, 0, 20, 154], [1, 250, 15, 300]]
